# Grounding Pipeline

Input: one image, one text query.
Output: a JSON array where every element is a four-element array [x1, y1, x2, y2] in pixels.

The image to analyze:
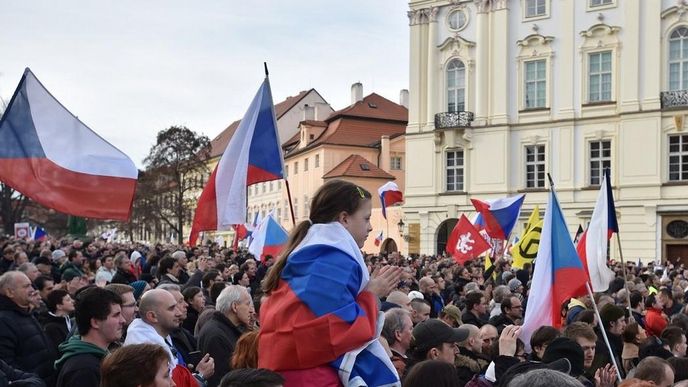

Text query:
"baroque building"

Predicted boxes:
[[404, 0, 688, 263]]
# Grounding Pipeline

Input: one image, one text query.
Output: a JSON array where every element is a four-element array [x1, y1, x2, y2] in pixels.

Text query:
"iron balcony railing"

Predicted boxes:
[[434, 111, 475, 129], [661, 90, 688, 109]]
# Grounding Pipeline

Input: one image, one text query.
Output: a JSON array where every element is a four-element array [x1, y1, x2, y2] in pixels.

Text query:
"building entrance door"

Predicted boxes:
[[436, 218, 458, 255], [667, 244, 688, 267]]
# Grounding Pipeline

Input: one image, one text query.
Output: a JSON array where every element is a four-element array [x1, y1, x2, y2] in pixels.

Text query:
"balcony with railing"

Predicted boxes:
[[661, 90, 688, 109], [434, 111, 475, 129]]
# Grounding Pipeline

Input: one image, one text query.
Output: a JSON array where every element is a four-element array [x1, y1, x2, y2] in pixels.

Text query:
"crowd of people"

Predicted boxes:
[[0, 179, 686, 386]]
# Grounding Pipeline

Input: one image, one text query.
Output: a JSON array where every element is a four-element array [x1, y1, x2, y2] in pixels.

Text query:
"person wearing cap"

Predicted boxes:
[[456, 324, 490, 385], [62, 269, 87, 297], [407, 319, 470, 371], [591, 303, 626, 378], [439, 305, 462, 328], [488, 295, 522, 334]]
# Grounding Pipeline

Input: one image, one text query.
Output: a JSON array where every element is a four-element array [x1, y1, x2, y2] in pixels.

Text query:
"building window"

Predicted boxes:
[[525, 0, 546, 18], [285, 165, 288, 178], [446, 150, 464, 192], [304, 195, 309, 217], [447, 9, 467, 31], [588, 51, 612, 102], [294, 161, 298, 174], [262, 183, 266, 193], [304, 158, 309, 171], [669, 134, 688, 181], [590, 140, 611, 185], [590, 0, 612, 6], [277, 208, 281, 220], [525, 145, 546, 188], [269, 181, 273, 191], [447, 59, 466, 112], [391, 156, 402, 170], [524, 59, 546, 108], [294, 198, 299, 219], [669, 27, 688, 91], [315, 154, 320, 168], [283, 200, 289, 220], [277, 180, 281, 189]]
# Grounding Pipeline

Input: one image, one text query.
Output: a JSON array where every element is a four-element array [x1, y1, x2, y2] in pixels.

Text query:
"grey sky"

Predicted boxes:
[[0, 1, 409, 167]]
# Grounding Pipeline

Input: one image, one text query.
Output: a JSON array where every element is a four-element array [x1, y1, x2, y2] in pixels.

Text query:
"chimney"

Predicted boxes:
[[380, 135, 391, 172], [303, 104, 315, 121], [399, 89, 409, 108], [351, 82, 363, 105], [314, 102, 330, 120]]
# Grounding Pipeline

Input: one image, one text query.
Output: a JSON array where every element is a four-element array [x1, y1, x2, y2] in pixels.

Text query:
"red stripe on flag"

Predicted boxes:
[[189, 165, 219, 245]]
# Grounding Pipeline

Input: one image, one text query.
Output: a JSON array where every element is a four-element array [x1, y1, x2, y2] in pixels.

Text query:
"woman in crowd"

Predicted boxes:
[[258, 180, 402, 386], [100, 343, 174, 387]]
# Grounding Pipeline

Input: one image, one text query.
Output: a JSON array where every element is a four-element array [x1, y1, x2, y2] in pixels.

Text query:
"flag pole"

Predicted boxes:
[[284, 180, 296, 226], [585, 282, 623, 382]]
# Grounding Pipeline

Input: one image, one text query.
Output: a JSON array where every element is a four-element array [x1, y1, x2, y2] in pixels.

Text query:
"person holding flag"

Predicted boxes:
[[259, 180, 402, 387]]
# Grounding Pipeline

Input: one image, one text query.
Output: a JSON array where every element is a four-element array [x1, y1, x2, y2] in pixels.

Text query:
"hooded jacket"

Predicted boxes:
[[54, 337, 108, 387]]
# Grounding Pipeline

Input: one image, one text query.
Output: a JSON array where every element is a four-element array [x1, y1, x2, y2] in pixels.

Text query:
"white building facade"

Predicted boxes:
[[404, 0, 688, 263]]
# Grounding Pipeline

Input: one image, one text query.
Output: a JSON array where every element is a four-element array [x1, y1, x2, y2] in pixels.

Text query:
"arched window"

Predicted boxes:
[[669, 27, 688, 91], [447, 59, 466, 112]]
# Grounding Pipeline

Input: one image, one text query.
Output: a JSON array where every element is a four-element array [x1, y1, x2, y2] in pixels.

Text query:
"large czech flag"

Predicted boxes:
[[0, 68, 137, 220], [521, 189, 588, 350], [189, 75, 284, 245]]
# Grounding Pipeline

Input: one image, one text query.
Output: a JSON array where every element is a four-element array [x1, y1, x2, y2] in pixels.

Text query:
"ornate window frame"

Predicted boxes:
[[579, 24, 621, 110], [438, 35, 476, 114], [519, 134, 549, 191], [516, 34, 554, 120]]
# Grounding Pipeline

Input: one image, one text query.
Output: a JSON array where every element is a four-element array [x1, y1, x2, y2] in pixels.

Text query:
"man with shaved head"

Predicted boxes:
[[125, 289, 211, 386], [0, 271, 57, 385], [456, 324, 490, 385], [384, 290, 412, 312], [419, 276, 443, 317]]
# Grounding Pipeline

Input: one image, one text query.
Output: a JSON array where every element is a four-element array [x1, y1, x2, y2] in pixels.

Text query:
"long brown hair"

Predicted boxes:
[[100, 344, 170, 387], [262, 179, 371, 294]]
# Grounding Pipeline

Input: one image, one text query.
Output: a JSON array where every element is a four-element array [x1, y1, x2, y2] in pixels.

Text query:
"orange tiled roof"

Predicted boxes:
[[323, 154, 395, 179], [284, 93, 407, 158], [209, 89, 316, 158]]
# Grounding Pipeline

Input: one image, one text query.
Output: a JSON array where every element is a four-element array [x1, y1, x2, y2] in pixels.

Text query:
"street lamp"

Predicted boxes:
[[397, 219, 405, 236]]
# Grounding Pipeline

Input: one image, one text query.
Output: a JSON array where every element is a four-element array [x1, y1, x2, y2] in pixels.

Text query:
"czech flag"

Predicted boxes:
[[374, 231, 383, 247], [378, 182, 403, 219], [247, 213, 288, 261], [0, 68, 137, 220], [470, 194, 525, 240], [258, 222, 400, 386], [521, 188, 588, 350], [576, 170, 617, 292], [189, 74, 284, 245]]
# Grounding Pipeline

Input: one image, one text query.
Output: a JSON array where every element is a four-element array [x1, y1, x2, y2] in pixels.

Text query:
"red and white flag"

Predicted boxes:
[[374, 231, 383, 247], [446, 215, 491, 264], [378, 182, 403, 219]]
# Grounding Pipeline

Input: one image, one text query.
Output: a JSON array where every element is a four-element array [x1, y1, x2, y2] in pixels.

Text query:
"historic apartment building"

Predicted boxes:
[[404, 0, 688, 263], [258, 84, 409, 255]]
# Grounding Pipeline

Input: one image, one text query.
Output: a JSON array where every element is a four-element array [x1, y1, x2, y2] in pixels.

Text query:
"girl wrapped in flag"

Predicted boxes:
[[259, 180, 402, 387]]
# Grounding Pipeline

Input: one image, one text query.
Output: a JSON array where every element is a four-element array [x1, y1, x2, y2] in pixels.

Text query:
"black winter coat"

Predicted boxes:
[[55, 353, 102, 387], [110, 268, 136, 284], [197, 312, 246, 387], [0, 357, 45, 387], [0, 295, 57, 386]]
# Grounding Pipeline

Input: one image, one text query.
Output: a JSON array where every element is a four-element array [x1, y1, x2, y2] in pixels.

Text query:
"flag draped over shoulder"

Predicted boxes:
[[576, 170, 617, 292], [470, 194, 525, 240], [0, 68, 138, 220], [247, 214, 288, 261], [189, 75, 284, 245], [446, 215, 491, 264], [258, 222, 400, 387], [521, 189, 588, 350], [378, 182, 403, 219]]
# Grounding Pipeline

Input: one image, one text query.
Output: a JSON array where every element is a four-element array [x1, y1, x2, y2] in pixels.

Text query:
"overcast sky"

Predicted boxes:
[[0, 1, 409, 167]]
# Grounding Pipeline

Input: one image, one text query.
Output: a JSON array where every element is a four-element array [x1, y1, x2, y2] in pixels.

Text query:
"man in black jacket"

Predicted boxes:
[[198, 285, 253, 387], [0, 271, 57, 386], [488, 295, 523, 334], [55, 287, 125, 387]]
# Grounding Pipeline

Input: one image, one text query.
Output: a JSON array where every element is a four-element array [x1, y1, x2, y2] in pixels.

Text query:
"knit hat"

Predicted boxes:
[[542, 337, 585, 377], [599, 303, 625, 327], [52, 249, 66, 262], [408, 291, 424, 300], [130, 280, 147, 301], [508, 278, 522, 292], [61, 268, 83, 282]]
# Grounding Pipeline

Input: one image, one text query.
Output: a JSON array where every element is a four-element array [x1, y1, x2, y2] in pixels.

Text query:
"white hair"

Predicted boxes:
[[216, 285, 248, 315]]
